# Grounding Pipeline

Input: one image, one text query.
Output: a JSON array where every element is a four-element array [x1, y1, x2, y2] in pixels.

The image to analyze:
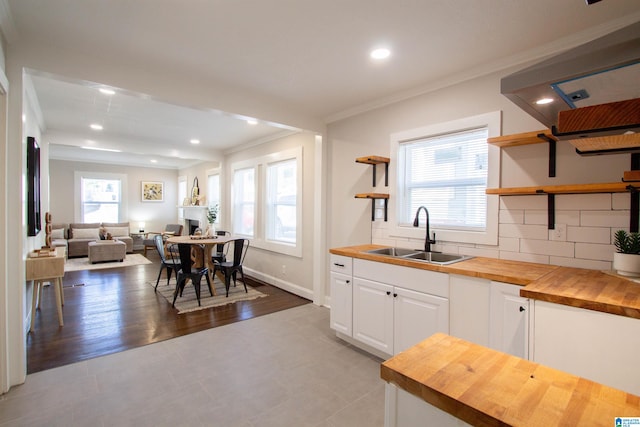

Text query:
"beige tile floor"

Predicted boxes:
[[0, 305, 386, 426]]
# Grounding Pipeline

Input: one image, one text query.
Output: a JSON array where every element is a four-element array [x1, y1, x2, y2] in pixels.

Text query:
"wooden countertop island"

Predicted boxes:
[[381, 333, 640, 427]]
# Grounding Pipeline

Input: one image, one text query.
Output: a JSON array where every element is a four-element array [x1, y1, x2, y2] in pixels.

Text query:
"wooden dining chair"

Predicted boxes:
[[213, 238, 250, 297], [169, 243, 213, 307]]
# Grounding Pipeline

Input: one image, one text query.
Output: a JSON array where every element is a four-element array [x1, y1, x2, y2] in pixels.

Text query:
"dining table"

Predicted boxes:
[[165, 234, 236, 295]]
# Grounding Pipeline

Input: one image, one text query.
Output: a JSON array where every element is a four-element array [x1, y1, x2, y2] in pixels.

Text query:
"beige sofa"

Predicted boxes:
[[50, 222, 134, 258]]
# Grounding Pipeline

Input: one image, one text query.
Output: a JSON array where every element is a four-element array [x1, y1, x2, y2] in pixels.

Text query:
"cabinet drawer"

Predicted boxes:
[[353, 259, 448, 298], [330, 254, 353, 275]]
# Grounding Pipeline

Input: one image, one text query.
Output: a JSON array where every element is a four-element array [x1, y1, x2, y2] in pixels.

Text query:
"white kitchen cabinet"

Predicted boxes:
[[532, 300, 640, 395], [353, 277, 394, 354], [394, 287, 448, 354], [329, 255, 353, 336], [449, 275, 490, 347], [385, 384, 470, 427], [489, 281, 529, 359], [352, 273, 449, 357]]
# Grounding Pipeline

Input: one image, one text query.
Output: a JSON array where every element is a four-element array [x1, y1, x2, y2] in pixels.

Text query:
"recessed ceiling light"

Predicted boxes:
[[81, 146, 121, 153], [247, 119, 258, 125], [190, 139, 200, 144], [370, 48, 391, 60], [99, 88, 115, 95], [535, 98, 554, 105], [90, 123, 103, 131], [150, 159, 158, 163]]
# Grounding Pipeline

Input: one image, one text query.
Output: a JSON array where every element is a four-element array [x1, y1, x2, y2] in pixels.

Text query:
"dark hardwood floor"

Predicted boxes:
[[26, 251, 310, 374]]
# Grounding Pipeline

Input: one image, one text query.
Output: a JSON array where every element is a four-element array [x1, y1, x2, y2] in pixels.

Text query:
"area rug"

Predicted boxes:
[[64, 254, 152, 272], [149, 276, 267, 314]]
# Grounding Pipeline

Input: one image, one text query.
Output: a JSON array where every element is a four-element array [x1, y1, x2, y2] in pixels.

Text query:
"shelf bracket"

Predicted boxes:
[[536, 189, 555, 229], [630, 154, 640, 232], [369, 198, 388, 221], [371, 163, 377, 187], [537, 133, 556, 178]]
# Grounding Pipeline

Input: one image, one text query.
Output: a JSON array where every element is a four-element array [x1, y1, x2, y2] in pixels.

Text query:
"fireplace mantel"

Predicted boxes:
[[181, 206, 208, 233]]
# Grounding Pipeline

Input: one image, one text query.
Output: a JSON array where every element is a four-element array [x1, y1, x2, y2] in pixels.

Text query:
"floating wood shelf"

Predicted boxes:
[[486, 182, 632, 196], [487, 130, 557, 148], [356, 155, 390, 187], [355, 193, 389, 221], [488, 130, 557, 177]]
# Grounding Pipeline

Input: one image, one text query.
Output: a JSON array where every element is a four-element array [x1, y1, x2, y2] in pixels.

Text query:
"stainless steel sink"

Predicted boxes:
[[403, 251, 472, 265], [365, 247, 420, 257], [364, 247, 472, 265]]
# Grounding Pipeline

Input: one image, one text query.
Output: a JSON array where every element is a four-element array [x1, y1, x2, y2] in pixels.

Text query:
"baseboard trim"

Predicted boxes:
[[243, 267, 315, 302]]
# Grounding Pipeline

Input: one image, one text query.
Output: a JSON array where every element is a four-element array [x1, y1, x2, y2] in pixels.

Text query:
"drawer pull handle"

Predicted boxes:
[[346, 280, 350, 284], [519, 306, 526, 312], [386, 291, 391, 296], [334, 263, 345, 267]]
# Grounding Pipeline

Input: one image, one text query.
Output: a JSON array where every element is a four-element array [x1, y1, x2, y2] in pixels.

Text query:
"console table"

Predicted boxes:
[[26, 249, 65, 331]]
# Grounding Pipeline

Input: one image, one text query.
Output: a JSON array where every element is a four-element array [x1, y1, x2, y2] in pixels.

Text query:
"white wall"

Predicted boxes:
[[49, 159, 179, 233], [327, 68, 629, 270], [222, 132, 318, 298]]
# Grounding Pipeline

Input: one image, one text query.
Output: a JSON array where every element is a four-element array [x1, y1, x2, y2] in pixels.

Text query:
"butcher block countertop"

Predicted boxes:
[[381, 333, 640, 427], [330, 245, 640, 319]]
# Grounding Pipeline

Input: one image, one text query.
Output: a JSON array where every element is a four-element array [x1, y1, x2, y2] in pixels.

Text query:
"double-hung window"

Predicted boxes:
[[75, 172, 127, 223], [266, 158, 297, 244], [391, 112, 500, 245], [398, 127, 488, 229], [233, 167, 255, 237], [207, 171, 221, 224], [231, 147, 302, 256]]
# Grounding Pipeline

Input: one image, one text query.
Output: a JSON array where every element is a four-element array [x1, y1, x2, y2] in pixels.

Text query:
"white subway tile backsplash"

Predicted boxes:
[[499, 223, 548, 239], [550, 256, 612, 270], [499, 251, 550, 264], [612, 193, 630, 210], [575, 243, 615, 261], [371, 189, 630, 268], [499, 209, 523, 224], [566, 226, 611, 244], [523, 210, 580, 226], [498, 237, 519, 252], [580, 210, 629, 228], [520, 239, 574, 257], [463, 247, 499, 258], [500, 195, 547, 210], [554, 193, 612, 210]]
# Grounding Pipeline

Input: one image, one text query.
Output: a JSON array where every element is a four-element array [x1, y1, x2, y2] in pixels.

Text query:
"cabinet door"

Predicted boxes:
[[394, 287, 449, 355], [489, 281, 529, 359], [330, 271, 352, 336], [449, 275, 490, 347], [353, 277, 394, 355]]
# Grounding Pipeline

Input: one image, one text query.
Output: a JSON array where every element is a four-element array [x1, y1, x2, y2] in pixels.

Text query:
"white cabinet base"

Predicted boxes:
[[384, 383, 470, 427], [532, 300, 640, 395]]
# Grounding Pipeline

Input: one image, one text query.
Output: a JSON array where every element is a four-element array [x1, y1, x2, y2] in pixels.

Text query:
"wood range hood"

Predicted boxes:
[[501, 21, 640, 155]]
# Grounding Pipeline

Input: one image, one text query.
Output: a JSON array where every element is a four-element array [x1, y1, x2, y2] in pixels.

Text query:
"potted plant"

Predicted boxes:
[[206, 204, 218, 236], [613, 230, 640, 277]]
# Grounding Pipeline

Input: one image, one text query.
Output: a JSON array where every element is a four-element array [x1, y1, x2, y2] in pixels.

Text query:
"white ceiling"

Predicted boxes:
[[4, 0, 640, 169]]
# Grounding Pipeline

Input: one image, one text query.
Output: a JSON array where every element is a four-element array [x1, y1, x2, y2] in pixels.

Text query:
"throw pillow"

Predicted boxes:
[[51, 228, 65, 239], [72, 228, 100, 239], [106, 226, 129, 237]]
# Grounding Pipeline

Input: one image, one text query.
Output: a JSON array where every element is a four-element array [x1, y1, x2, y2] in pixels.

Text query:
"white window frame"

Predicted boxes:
[[231, 147, 303, 257], [206, 168, 221, 225], [232, 166, 256, 238], [74, 171, 128, 223], [389, 111, 501, 245], [178, 175, 187, 219]]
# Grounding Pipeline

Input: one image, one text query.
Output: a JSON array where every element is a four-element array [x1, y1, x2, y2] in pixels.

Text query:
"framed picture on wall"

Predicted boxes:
[[141, 181, 164, 202]]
